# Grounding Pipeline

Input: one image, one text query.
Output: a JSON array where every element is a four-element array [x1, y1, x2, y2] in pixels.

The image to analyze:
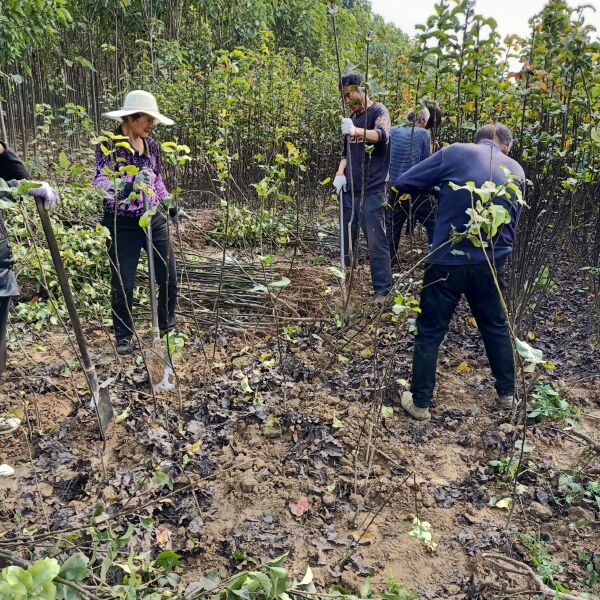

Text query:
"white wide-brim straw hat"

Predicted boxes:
[[103, 90, 174, 125]]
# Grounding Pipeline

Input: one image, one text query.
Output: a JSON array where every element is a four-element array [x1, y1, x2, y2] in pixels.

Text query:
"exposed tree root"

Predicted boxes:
[[481, 552, 587, 600]]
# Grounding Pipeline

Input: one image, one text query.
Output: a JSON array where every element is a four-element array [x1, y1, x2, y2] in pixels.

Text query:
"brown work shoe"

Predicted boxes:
[[400, 391, 431, 421]]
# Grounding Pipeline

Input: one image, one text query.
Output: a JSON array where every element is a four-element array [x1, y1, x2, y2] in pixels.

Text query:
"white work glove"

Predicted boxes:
[[28, 182, 59, 210], [133, 168, 154, 190], [333, 174, 347, 195], [340, 117, 356, 137]]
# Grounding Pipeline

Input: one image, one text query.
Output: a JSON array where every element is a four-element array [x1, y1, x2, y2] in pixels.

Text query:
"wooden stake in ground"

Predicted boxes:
[[34, 199, 114, 436]]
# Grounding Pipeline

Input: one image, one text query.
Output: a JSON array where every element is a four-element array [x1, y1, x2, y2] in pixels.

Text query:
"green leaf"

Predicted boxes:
[[298, 566, 313, 587], [152, 470, 173, 491], [100, 553, 113, 584], [115, 406, 130, 424], [269, 566, 288, 596], [267, 276, 291, 289], [331, 414, 343, 429], [328, 266, 346, 281], [115, 141, 134, 153], [15, 181, 42, 196], [58, 152, 71, 170], [360, 576, 372, 598], [249, 571, 272, 595], [29, 558, 61, 586], [121, 165, 139, 176], [240, 377, 253, 394], [0, 198, 17, 210], [56, 581, 83, 599], [494, 497, 512, 509], [381, 405, 393, 419], [59, 553, 89, 582], [138, 206, 157, 229], [73, 55, 96, 71], [3, 565, 30, 591], [267, 553, 288, 568], [154, 551, 183, 571]]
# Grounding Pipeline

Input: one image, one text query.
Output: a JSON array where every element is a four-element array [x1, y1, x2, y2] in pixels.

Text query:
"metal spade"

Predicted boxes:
[[35, 199, 114, 436]]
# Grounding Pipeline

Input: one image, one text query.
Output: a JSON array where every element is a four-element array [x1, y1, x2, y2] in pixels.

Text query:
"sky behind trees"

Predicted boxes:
[[370, 0, 600, 39]]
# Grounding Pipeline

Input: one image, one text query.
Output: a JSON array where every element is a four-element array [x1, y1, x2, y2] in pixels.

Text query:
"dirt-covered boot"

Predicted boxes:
[[0, 416, 20, 436], [116, 338, 133, 356], [400, 391, 431, 422], [0, 464, 16, 477], [497, 395, 515, 410]]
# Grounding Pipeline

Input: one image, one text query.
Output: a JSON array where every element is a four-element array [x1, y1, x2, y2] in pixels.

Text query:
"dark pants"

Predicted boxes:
[[386, 191, 436, 265], [0, 297, 10, 379], [342, 190, 392, 295], [411, 258, 515, 408], [104, 215, 177, 342]]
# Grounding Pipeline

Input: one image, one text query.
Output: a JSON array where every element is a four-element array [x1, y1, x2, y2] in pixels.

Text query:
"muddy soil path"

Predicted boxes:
[[0, 213, 598, 598]]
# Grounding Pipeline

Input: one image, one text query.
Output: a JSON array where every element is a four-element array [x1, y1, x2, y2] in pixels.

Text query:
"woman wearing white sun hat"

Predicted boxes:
[[94, 90, 178, 355]]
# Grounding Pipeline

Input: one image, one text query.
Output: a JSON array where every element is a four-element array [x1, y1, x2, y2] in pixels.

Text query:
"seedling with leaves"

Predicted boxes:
[[528, 383, 580, 422], [448, 168, 525, 250], [578, 551, 600, 593], [408, 517, 437, 551], [557, 474, 600, 510], [489, 455, 518, 480], [518, 533, 569, 594]]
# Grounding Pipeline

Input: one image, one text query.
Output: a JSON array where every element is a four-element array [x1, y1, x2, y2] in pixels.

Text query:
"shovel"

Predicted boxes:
[[143, 198, 174, 391], [338, 187, 349, 312], [35, 199, 114, 436]]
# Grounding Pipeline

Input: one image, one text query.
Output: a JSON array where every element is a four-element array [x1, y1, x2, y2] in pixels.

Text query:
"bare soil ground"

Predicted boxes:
[[0, 210, 598, 598]]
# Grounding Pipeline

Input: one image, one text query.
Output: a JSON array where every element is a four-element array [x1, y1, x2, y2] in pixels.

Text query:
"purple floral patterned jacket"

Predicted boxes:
[[94, 135, 169, 218]]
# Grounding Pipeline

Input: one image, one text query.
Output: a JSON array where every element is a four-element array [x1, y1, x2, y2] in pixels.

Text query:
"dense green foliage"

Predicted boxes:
[[0, 548, 419, 600], [1, 0, 600, 335], [0, 0, 597, 328]]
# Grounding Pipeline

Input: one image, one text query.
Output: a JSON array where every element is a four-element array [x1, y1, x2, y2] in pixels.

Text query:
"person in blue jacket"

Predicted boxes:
[[387, 106, 434, 266], [394, 123, 526, 421]]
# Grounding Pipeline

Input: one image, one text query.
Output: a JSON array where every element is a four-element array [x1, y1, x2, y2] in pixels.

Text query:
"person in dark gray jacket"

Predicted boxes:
[[333, 72, 393, 300], [0, 141, 58, 448], [392, 123, 526, 421]]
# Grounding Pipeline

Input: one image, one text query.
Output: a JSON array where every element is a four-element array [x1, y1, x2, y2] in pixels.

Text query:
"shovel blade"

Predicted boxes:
[[145, 350, 166, 386], [96, 380, 114, 436]]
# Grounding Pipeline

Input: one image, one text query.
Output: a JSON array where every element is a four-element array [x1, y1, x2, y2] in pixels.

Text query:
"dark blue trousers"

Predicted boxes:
[[386, 191, 436, 265], [342, 190, 392, 295], [411, 258, 515, 408]]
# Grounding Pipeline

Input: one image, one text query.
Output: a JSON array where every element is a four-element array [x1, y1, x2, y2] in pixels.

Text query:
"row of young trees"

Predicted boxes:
[[0, 0, 598, 333]]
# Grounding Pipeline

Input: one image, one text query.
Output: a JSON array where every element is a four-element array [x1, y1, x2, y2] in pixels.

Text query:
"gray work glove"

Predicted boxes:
[[133, 168, 154, 190], [28, 182, 59, 210], [333, 174, 347, 195], [171, 208, 190, 230]]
